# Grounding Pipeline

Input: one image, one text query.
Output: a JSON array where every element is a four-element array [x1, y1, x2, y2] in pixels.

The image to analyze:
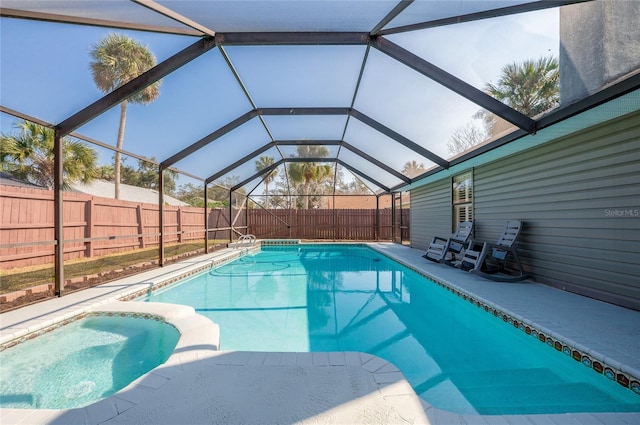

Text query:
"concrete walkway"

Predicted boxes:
[[1, 243, 639, 425]]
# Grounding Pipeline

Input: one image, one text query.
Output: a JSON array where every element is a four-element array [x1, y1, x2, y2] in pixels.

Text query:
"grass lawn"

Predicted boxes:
[[1, 240, 227, 294]]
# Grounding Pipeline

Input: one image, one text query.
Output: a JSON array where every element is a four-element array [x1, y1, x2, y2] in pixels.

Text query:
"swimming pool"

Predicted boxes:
[[142, 244, 640, 415], [0, 313, 179, 409]]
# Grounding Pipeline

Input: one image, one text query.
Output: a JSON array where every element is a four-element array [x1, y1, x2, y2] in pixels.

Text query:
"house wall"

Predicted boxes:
[[559, 1, 640, 105], [410, 111, 640, 310], [409, 180, 450, 249]]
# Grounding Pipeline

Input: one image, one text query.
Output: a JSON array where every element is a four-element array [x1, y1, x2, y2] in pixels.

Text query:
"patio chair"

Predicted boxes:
[[459, 220, 527, 282], [423, 221, 473, 264]]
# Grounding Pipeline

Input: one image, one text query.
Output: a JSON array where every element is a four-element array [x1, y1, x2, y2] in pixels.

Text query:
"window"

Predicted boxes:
[[452, 171, 473, 231]]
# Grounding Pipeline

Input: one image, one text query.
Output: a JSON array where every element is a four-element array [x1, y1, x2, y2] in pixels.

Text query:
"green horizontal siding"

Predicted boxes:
[[410, 110, 640, 310], [410, 181, 451, 250]]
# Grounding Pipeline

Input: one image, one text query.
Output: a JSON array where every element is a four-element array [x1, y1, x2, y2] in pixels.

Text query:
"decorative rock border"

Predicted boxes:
[[0, 283, 53, 304]]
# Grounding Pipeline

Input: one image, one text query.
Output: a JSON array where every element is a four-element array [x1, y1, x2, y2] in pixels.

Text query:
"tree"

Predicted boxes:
[[486, 56, 559, 117], [174, 183, 226, 208], [1, 120, 98, 190], [97, 156, 177, 195], [480, 56, 559, 137], [335, 167, 371, 194], [287, 146, 332, 209], [90, 33, 160, 200], [447, 123, 488, 155], [402, 160, 426, 178], [255, 156, 278, 208], [453, 56, 560, 153]]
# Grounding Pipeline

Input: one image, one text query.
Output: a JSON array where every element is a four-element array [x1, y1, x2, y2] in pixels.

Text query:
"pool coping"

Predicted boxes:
[[1, 242, 639, 424], [365, 243, 640, 395]]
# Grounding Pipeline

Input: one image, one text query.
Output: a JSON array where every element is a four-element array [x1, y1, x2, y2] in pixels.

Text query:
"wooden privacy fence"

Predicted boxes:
[[1, 185, 409, 270], [248, 208, 409, 241], [0, 185, 231, 270]]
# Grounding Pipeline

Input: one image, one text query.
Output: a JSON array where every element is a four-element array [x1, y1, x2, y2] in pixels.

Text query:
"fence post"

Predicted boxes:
[[375, 196, 379, 241], [204, 183, 209, 253], [177, 207, 183, 243], [333, 205, 337, 241], [137, 204, 145, 248], [85, 199, 94, 257]]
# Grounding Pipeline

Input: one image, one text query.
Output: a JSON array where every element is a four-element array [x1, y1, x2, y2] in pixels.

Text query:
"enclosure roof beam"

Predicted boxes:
[[274, 139, 407, 182], [369, 0, 414, 36], [377, 0, 589, 35], [336, 159, 390, 192], [370, 36, 537, 134], [161, 110, 258, 168], [257, 107, 352, 116], [232, 159, 285, 191], [215, 32, 370, 46], [207, 138, 407, 188], [131, 0, 215, 36], [341, 142, 410, 183], [57, 37, 216, 137], [0, 7, 203, 36], [276, 140, 343, 146], [258, 107, 449, 170], [445, 71, 640, 169], [0, 105, 53, 128], [350, 109, 449, 169], [205, 142, 276, 184], [231, 157, 390, 193]]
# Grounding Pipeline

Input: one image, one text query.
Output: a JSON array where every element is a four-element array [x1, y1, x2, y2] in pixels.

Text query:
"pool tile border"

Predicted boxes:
[[118, 262, 216, 302], [118, 246, 260, 302], [261, 239, 302, 245], [0, 311, 175, 352], [368, 246, 640, 399], [117, 240, 640, 399]]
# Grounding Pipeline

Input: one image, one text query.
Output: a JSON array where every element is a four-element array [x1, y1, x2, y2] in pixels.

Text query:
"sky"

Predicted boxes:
[[0, 4, 559, 194]]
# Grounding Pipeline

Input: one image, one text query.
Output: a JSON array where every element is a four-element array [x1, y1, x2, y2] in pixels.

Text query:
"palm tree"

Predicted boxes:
[[255, 156, 278, 208], [287, 146, 331, 209], [89, 33, 160, 199], [486, 56, 559, 116], [481, 55, 559, 137], [402, 160, 426, 178], [1, 120, 98, 190]]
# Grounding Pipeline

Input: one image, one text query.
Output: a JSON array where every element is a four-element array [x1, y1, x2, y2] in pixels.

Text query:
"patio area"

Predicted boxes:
[[1, 1, 639, 422], [2, 243, 639, 425]]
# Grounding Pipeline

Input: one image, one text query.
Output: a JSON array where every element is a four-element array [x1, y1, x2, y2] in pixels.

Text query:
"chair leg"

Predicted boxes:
[[473, 243, 490, 272]]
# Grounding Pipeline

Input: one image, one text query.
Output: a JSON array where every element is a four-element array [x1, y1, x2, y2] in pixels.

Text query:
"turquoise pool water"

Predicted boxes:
[[143, 245, 640, 415], [0, 315, 179, 409]]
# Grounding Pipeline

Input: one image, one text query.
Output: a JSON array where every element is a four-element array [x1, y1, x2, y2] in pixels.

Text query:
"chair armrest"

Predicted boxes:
[[429, 235, 448, 245], [465, 239, 484, 251]]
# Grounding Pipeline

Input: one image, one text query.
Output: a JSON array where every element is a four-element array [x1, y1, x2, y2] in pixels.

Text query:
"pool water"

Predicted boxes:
[[143, 245, 640, 415], [0, 315, 179, 409]]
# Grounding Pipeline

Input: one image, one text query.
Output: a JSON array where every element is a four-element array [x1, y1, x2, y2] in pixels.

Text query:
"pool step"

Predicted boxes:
[[448, 367, 565, 388], [441, 368, 638, 414]]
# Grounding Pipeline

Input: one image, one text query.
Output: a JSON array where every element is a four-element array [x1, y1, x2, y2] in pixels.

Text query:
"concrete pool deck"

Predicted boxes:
[[1, 242, 639, 424]]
